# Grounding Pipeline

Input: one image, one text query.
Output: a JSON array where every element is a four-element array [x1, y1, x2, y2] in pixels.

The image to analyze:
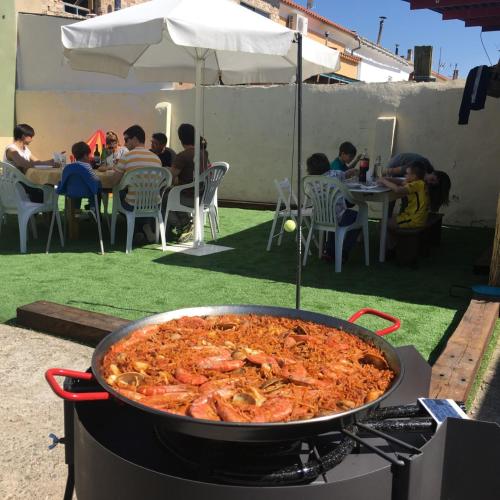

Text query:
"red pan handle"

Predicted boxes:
[[45, 368, 110, 401], [348, 308, 401, 336]]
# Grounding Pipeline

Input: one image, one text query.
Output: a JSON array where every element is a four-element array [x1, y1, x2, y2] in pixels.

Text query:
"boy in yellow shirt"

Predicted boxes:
[[379, 162, 429, 229], [379, 162, 430, 259]]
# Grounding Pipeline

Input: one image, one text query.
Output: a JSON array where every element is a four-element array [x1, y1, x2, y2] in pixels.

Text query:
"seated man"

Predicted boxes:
[[113, 125, 162, 243], [150, 132, 176, 168], [384, 152, 434, 179], [3, 123, 59, 202], [164, 123, 209, 242]]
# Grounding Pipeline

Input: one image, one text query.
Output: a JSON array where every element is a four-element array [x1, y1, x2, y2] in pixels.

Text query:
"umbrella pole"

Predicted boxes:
[[193, 55, 203, 247], [295, 33, 303, 311]]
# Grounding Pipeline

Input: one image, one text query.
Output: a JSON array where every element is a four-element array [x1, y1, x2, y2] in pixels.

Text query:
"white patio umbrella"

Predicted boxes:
[[61, 0, 340, 252]]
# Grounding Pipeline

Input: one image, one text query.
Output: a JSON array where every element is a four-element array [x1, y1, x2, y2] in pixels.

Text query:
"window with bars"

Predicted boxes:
[[63, 1, 90, 16]]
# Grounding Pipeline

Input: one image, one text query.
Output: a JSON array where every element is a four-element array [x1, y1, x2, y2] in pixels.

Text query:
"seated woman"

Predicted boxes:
[[306, 153, 360, 262], [101, 130, 128, 169], [427, 170, 451, 213], [3, 124, 59, 202]]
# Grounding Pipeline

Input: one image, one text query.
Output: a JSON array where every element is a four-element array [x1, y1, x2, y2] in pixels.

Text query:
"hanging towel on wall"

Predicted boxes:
[[458, 65, 492, 125]]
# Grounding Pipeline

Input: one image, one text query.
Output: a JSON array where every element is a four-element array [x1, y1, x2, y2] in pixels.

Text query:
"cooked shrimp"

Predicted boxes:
[[175, 367, 208, 386], [252, 398, 294, 423]]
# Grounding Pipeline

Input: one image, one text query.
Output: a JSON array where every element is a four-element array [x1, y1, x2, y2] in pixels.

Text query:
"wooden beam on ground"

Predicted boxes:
[[430, 299, 499, 401], [16, 301, 130, 345]]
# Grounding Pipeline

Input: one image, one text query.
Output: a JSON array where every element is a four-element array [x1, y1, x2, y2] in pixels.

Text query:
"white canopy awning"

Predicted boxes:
[[61, 0, 340, 84], [61, 0, 340, 249]]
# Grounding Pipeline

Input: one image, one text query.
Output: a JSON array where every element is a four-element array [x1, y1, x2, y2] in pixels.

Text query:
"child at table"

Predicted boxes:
[[379, 162, 429, 229], [378, 162, 430, 258], [330, 141, 362, 173], [58, 142, 102, 210], [306, 153, 361, 263]]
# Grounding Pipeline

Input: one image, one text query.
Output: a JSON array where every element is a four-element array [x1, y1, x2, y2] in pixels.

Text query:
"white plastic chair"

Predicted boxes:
[[0, 162, 63, 253], [205, 162, 230, 233], [302, 175, 369, 273], [164, 162, 229, 241], [111, 166, 171, 253], [47, 191, 104, 255], [266, 178, 313, 251]]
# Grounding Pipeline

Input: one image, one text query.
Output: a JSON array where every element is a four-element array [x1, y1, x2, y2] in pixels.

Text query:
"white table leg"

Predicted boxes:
[[380, 193, 389, 262]]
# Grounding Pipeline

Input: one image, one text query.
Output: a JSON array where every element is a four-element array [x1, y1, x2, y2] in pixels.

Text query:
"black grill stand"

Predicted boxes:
[[54, 346, 500, 500]]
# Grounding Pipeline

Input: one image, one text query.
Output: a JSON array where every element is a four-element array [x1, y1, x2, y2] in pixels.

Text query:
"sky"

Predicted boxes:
[[295, 0, 500, 78]]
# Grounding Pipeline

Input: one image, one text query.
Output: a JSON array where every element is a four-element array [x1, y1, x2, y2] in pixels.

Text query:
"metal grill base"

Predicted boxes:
[[68, 346, 500, 500]]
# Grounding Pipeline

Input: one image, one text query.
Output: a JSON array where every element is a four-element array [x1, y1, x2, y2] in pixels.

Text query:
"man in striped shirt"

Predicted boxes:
[[113, 125, 162, 243], [114, 125, 162, 206]]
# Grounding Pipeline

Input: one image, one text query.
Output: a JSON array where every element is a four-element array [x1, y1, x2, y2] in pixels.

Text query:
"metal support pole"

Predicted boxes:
[[295, 33, 303, 310], [193, 55, 203, 247]]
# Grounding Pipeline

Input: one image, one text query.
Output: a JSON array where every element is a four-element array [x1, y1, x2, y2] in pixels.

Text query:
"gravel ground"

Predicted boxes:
[[0, 324, 498, 499], [470, 335, 500, 424], [0, 325, 92, 500]]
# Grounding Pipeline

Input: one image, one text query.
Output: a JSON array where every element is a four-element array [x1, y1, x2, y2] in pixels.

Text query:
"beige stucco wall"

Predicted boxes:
[[0, 1, 17, 152], [16, 14, 173, 92], [16, 81, 500, 227]]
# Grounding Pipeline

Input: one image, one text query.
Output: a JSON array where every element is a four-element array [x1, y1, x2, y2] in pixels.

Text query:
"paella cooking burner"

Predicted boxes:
[[51, 345, 500, 500]]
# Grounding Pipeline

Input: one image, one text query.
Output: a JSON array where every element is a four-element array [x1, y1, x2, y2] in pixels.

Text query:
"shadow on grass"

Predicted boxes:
[[0, 215, 140, 255], [0, 210, 492, 315], [153, 218, 492, 311]]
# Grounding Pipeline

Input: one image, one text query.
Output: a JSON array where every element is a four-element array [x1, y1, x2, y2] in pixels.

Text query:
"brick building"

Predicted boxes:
[[14, 0, 141, 17], [14, 0, 419, 83]]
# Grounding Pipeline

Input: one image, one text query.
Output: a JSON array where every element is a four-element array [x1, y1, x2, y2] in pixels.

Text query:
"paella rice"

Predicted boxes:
[[101, 315, 395, 422]]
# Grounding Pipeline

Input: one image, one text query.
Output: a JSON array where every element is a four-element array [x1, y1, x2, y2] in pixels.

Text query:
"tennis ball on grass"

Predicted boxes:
[[284, 219, 296, 232]]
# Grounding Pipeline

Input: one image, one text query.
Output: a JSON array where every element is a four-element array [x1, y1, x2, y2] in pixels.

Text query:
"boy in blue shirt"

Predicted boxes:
[[330, 141, 361, 173], [58, 142, 101, 210]]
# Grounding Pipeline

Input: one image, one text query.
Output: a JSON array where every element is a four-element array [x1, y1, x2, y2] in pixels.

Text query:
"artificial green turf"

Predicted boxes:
[[0, 208, 493, 361]]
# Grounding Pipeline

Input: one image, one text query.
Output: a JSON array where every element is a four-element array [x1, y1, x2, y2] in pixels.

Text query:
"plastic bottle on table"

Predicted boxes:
[[373, 155, 382, 181], [359, 148, 369, 183]]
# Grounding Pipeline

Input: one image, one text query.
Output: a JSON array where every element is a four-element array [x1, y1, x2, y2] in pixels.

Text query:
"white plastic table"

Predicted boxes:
[[347, 183, 399, 263]]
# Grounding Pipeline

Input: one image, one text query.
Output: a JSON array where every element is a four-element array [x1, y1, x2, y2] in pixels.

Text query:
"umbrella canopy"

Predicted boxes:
[[61, 0, 340, 84], [61, 0, 340, 247], [86, 129, 106, 155]]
